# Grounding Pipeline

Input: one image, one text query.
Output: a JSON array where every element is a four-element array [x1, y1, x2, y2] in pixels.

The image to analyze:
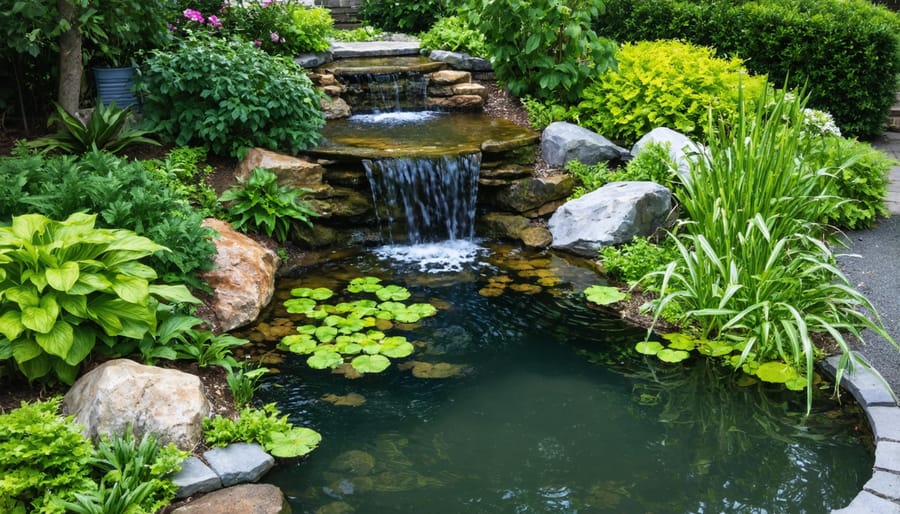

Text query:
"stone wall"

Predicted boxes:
[[315, 0, 362, 28]]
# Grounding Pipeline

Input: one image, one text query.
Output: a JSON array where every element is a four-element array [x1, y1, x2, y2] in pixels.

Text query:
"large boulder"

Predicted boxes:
[[485, 174, 575, 213], [62, 359, 210, 450], [200, 219, 280, 332], [429, 50, 492, 72], [631, 127, 705, 182], [541, 122, 629, 166], [236, 148, 327, 192], [171, 483, 291, 514], [548, 181, 672, 256]]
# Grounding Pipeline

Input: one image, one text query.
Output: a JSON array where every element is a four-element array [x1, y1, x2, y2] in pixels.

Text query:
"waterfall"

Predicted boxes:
[[343, 71, 429, 113], [363, 152, 482, 244]]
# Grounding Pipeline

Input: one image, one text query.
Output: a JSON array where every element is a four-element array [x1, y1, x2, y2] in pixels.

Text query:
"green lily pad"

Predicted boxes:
[[266, 427, 322, 458], [755, 361, 798, 384], [584, 285, 627, 306], [380, 336, 414, 358], [378, 301, 407, 313], [324, 315, 345, 327], [334, 302, 355, 313], [407, 303, 437, 318], [334, 340, 363, 355], [635, 341, 663, 355], [297, 324, 317, 335], [393, 310, 422, 323], [284, 298, 316, 314], [359, 339, 383, 355], [350, 299, 379, 316], [366, 330, 385, 341], [351, 354, 391, 373], [697, 340, 733, 357], [657, 348, 690, 363], [785, 376, 807, 391], [307, 349, 344, 369], [281, 334, 317, 354], [348, 276, 383, 293], [376, 285, 411, 302], [375, 310, 394, 320], [315, 325, 338, 343], [662, 333, 696, 351], [305, 307, 329, 320]]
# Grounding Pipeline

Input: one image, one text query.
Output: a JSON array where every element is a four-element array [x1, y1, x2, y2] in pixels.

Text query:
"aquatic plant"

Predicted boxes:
[[280, 277, 438, 374]]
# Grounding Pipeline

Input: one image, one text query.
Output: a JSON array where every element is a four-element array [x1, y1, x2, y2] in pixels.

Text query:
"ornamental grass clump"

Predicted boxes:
[[646, 88, 893, 412]]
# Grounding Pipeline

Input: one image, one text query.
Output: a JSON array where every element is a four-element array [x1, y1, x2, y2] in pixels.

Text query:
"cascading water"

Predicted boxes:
[[363, 152, 482, 244], [343, 71, 429, 113]]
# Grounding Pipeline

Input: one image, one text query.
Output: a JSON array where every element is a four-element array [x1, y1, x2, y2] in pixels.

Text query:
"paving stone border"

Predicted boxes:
[[172, 443, 275, 499], [822, 356, 900, 513]]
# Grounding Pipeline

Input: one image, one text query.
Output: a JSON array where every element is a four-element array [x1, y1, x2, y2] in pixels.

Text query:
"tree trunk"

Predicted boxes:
[[57, 0, 82, 115]]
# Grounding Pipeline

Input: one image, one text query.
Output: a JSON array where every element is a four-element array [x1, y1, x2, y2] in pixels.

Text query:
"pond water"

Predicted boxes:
[[244, 243, 873, 514]]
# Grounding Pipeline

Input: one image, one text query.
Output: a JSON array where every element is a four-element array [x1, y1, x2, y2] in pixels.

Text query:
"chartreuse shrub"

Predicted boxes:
[[465, 0, 616, 104], [137, 34, 325, 159], [596, 0, 900, 138], [219, 167, 318, 243], [0, 149, 217, 288], [578, 40, 767, 146], [361, 0, 449, 33], [0, 212, 198, 384], [419, 15, 488, 58], [0, 399, 185, 514], [280, 277, 437, 374], [203, 403, 321, 458], [643, 88, 892, 412]]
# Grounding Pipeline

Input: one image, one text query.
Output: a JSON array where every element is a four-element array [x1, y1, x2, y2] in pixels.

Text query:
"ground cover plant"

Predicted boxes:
[[203, 403, 322, 458], [137, 34, 325, 159], [419, 15, 488, 58]]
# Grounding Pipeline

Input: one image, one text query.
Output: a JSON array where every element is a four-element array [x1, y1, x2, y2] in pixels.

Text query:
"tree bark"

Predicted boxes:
[[57, 0, 82, 115]]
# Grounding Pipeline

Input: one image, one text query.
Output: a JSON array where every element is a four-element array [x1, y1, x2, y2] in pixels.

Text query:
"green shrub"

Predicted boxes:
[[361, 0, 449, 33], [0, 212, 198, 383], [0, 398, 95, 513], [599, 236, 679, 286], [810, 136, 892, 230], [0, 150, 217, 288], [26, 102, 158, 155], [520, 96, 579, 131], [419, 15, 488, 58], [596, 0, 900, 138], [141, 146, 222, 218], [564, 141, 679, 198], [329, 26, 384, 42], [577, 40, 767, 146], [137, 34, 325, 159], [566, 160, 610, 199], [466, 0, 616, 104], [219, 167, 318, 242], [203, 403, 322, 458]]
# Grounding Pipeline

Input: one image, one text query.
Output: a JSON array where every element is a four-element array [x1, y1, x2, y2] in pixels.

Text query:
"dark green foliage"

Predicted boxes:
[[466, 0, 616, 104], [213, 1, 334, 56], [141, 146, 222, 218], [203, 403, 322, 458], [419, 15, 488, 58], [599, 236, 680, 285], [596, 0, 900, 138], [565, 141, 679, 198], [520, 96, 579, 131], [26, 102, 158, 155], [0, 150, 217, 288], [0, 398, 95, 513], [361, 0, 450, 33], [137, 34, 325, 159], [219, 167, 318, 243]]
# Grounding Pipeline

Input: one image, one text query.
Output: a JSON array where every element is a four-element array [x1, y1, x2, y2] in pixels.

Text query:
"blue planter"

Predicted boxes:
[[93, 66, 138, 108]]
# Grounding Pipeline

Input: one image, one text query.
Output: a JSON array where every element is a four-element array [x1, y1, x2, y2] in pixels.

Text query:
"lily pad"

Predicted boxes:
[[347, 276, 383, 293], [393, 310, 422, 324], [266, 427, 322, 458], [662, 333, 696, 351], [376, 285, 411, 301], [785, 376, 807, 391], [306, 307, 329, 320], [635, 341, 663, 355], [307, 349, 344, 369], [584, 285, 627, 306], [379, 336, 415, 358], [697, 340, 733, 357], [407, 303, 437, 318], [315, 325, 338, 343], [282, 334, 317, 354], [755, 361, 798, 384], [351, 354, 391, 373], [657, 348, 690, 363], [478, 287, 505, 297], [284, 298, 317, 314]]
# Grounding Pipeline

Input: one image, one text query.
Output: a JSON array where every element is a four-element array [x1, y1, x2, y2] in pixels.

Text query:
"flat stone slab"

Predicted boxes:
[[832, 490, 900, 514], [204, 443, 275, 487], [172, 456, 223, 499], [330, 41, 421, 59], [822, 356, 897, 408]]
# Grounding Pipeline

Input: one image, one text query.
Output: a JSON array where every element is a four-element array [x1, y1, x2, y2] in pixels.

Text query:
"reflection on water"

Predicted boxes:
[[248, 245, 873, 514]]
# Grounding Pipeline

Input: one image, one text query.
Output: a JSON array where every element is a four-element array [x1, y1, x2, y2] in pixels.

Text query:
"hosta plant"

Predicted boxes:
[[0, 212, 198, 383], [26, 101, 158, 155], [280, 277, 438, 374], [219, 167, 318, 242]]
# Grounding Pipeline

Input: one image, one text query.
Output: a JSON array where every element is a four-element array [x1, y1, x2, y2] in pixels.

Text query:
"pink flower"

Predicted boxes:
[[270, 31, 281, 43], [183, 8, 205, 23], [261, 0, 273, 7], [253, 40, 262, 47], [208, 15, 222, 28]]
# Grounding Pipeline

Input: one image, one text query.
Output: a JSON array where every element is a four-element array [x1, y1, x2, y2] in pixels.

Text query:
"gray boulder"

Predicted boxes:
[[429, 50, 492, 71], [631, 127, 705, 182], [548, 181, 672, 256], [62, 359, 210, 450], [204, 443, 275, 487], [541, 122, 628, 166], [171, 483, 291, 514], [172, 457, 223, 499]]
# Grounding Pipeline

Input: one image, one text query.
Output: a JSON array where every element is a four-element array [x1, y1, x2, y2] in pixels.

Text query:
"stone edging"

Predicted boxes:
[[822, 356, 900, 513]]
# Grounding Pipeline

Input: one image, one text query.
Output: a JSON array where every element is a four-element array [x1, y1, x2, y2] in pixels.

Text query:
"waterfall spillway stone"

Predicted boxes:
[[364, 153, 482, 244]]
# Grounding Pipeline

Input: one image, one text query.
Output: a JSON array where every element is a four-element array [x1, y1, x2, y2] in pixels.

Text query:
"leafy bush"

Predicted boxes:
[[566, 160, 610, 199], [329, 26, 384, 42], [599, 236, 679, 285], [219, 167, 318, 242], [564, 141, 679, 198], [0, 212, 198, 383], [520, 96, 579, 131], [646, 89, 891, 411], [0, 398, 95, 513], [27, 102, 158, 155], [465, 0, 616, 104], [596, 0, 900, 138], [0, 150, 217, 288], [203, 403, 322, 458], [141, 146, 222, 218], [419, 15, 488, 58], [361, 0, 449, 33], [577, 40, 767, 146], [137, 34, 325, 159]]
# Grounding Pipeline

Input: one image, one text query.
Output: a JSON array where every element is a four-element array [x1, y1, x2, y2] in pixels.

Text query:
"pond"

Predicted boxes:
[[238, 242, 873, 514]]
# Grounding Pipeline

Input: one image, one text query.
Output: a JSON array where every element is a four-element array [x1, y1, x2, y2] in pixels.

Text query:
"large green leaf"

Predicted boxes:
[[657, 348, 691, 363], [379, 337, 414, 358], [635, 341, 663, 355], [347, 276, 382, 293], [17, 353, 51, 381], [64, 329, 96, 366], [376, 285, 411, 301], [52, 358, 79, 385], [21, 295, 60, 334], [0, 339, 11, 360], [284, 298, 317, 314], [45, 261, 80, 292], [0, 310, 25, 340], [11, 338, 43, 363], [34, 320, 74, 358], [265, 428, 322, 458], [5, 285, 40, 308], [57, 294, 89, 318], [584, 285, 627, 306], [307, 349, 343, 369], [149, 284, 201, 304], [9, 213, 51, 241], [755, 362, 798, 384], [351, 354, 391, 373], [111, 274, 150, 305]]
